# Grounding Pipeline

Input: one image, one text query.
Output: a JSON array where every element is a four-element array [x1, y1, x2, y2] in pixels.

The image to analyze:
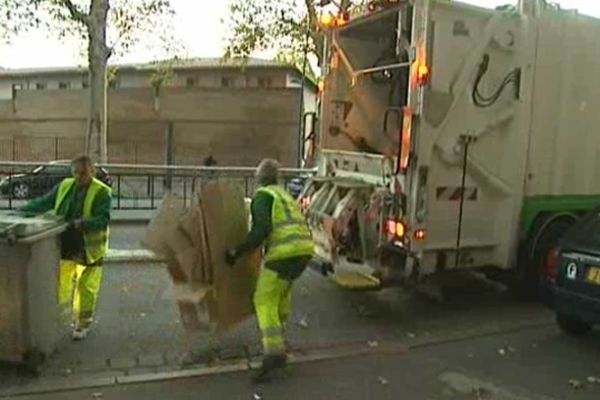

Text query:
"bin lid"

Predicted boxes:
[[0, 213, 65, 239]]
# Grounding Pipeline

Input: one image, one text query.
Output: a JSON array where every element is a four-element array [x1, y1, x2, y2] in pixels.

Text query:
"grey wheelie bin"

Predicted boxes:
[[0, 213, 66, 368]]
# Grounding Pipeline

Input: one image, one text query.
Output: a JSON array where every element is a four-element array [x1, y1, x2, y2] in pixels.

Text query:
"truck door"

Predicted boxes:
[[408, 0, 532, 273]]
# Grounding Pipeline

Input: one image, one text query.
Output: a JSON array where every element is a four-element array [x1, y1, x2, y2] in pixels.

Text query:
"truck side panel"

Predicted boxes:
[[526, 10, 600, 197], [416, 2, 530, 272]]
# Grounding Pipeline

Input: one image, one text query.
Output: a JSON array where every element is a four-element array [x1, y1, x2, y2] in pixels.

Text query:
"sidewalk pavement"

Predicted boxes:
[[11, 325, 600, 400]]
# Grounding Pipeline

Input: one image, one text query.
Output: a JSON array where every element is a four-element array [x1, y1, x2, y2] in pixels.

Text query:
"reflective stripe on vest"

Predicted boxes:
[[257, 185, 314, 263], [55, 178, 110, 265]]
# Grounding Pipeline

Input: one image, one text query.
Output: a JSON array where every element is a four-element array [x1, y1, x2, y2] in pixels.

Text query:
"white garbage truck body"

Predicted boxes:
[[301, 0, 600, 290]]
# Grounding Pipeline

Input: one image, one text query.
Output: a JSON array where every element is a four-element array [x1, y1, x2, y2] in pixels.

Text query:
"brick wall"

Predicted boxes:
[[0, 86, 302, 167]]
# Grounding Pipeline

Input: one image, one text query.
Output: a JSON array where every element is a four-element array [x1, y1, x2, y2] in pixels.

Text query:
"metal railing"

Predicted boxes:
[[0, 161, 316, 211]]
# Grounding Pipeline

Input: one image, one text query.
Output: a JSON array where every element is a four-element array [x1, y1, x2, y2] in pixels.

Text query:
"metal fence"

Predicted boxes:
[[0, 162, 315, 211]]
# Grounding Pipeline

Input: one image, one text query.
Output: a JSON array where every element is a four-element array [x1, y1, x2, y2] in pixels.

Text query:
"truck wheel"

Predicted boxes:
[[514, 215, 576, 300], [556, 313, 592, 335]]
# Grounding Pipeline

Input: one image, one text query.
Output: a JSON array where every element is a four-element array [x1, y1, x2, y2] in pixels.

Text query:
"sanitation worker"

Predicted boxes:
[[23, 155, 112, 340], [225, 159, 314, 383]]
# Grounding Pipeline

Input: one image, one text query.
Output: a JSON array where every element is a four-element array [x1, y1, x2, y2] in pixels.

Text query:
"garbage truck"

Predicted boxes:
[[300, 0, 600, 293]]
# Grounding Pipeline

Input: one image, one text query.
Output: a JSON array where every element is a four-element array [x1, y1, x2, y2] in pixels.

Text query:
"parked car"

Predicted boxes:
[[542, 209, 600, 335], [0, 161, 112, 200]]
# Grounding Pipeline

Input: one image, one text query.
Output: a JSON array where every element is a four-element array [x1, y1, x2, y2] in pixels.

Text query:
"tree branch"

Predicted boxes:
[[61, 0, 88, 24], [304, 0, 324, 64]]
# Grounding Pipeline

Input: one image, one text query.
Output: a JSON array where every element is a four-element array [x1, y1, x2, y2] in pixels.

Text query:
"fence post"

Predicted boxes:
[[164, 121, 174, 191]]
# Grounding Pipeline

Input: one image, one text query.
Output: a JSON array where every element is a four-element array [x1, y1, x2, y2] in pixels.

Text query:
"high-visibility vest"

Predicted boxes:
[[55, 177, 111, 265], [257, 185, 314, 263]]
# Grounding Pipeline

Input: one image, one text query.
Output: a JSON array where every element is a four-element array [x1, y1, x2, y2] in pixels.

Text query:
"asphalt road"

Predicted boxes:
[[1, 224, 598, 399]]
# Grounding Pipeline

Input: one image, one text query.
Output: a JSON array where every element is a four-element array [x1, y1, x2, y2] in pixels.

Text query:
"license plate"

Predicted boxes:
[[587, 267, 600, 285]]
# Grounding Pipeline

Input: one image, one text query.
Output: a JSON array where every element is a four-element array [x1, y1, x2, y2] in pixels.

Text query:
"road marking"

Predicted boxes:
[[439, 371, 558, 400]]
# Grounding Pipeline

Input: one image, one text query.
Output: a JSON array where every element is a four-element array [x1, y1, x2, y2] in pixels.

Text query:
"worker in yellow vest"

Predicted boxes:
[[225, 159, 314, 383], [22, 155, 112, 340]]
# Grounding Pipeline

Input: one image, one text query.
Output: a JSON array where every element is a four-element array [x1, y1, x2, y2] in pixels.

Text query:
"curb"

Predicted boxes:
[[0, 341, 407, 397]]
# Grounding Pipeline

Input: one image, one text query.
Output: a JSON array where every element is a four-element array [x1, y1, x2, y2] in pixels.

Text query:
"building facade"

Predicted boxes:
[[0, 58, 317, 166]]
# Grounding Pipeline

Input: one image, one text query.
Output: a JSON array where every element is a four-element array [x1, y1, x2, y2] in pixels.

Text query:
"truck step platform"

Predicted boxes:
[[332, 271, 381, 290]]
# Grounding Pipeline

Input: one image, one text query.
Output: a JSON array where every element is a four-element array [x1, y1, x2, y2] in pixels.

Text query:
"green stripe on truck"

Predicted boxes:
[[520, 195, 600, 236]]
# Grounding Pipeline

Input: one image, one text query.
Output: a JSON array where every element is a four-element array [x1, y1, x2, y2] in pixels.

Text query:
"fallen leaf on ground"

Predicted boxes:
[[378, 376, 388, 385], [472, 387, 491, 400], [587, 376, 599, 384], [297, 317, 309, 329], [91, 393, 103, 400], [568, 379, 584, 389], [139, 313, 147, 318], [407, 332, 416, 339], [497, 348, 507, 356], [357, 305, 374, 318], [367, 340, 379, 348], [253, 392, 263, 400]]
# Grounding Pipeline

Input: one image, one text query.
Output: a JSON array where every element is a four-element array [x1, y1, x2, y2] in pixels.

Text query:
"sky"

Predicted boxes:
[[0, 0, 599, 69]]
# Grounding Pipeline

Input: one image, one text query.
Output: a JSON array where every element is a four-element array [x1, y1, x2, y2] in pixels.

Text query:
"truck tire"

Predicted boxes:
[[556, 313, 593, 335], [514, 214, 577, 300]]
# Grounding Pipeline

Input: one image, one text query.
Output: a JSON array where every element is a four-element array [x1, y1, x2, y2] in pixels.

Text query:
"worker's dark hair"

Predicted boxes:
[[71, 155, 94, 168], [256, 159, 279, 186]]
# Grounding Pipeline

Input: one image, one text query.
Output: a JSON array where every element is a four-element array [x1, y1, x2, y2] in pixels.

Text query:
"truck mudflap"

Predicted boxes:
[[301, 176, 417, 289]]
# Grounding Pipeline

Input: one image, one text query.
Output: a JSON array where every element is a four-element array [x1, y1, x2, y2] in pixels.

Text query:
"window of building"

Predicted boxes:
[[35, 82, 47, 90], [221, 77, 234, 88], [12, 83, 23, 92], [258, 77, 273, 88], [58, 81, 71, 89], [186, 76, 197, 87]]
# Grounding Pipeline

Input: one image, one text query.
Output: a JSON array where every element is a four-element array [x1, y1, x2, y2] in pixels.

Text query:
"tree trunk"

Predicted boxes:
[[304, 0, 324, 66], [85, 0, 110, 163]]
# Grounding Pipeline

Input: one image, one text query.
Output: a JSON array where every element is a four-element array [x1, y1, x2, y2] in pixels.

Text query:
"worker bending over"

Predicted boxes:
[[226, 159, 314, 383], [23, 155, 112, 340]]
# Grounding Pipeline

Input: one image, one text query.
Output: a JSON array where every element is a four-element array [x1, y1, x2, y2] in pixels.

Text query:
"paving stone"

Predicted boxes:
[[136, 353, 167, 368], [218, 345, 247, 361], [106, 356, 137, 370]]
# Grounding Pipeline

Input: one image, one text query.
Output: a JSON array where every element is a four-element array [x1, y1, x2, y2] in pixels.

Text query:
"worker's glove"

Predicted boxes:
[[225, 248, 238, 267], [69, 219, 84, 230]]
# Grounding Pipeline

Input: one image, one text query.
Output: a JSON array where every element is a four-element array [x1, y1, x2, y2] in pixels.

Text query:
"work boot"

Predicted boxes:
[[71, 327, 90, 341], [252, 354, 287, 384]]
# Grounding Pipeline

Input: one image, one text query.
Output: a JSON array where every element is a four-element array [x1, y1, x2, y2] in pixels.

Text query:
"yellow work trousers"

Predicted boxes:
[[253, 268, 293, 355], [58, 260, 103, 329]]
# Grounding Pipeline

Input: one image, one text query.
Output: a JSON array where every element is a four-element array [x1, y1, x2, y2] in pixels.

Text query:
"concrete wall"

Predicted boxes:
[[0, 87, 303, 166]]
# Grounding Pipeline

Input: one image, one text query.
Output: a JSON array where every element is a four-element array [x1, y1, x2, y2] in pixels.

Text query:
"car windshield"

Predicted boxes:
[[568, 212, 600, 248]]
